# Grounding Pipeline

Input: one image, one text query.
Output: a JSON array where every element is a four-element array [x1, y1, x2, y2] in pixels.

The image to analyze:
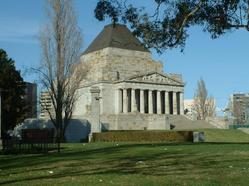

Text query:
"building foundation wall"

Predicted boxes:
[[99, 114, 170, 131]]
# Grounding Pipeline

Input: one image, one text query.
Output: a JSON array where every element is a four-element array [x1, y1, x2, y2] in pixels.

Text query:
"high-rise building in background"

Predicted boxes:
[[23, 82, 37, 118], [39, 91, 53, 119], [229, 93, 249, 124]]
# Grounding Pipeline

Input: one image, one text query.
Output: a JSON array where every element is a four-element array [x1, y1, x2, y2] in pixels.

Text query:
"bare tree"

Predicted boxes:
[[38, 0, 85, 144], [194, 78, 216, 120], [206, 96, 216, 118]]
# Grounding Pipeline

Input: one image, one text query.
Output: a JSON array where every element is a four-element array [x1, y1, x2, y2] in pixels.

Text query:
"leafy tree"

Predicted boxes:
[[0, 49, 26, 134], [95, 0, 249, 53]]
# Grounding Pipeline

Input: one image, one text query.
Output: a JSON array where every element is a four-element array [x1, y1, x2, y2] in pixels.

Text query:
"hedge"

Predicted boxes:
[[229, 125, 249, 129], [92, 131, 193, 142]]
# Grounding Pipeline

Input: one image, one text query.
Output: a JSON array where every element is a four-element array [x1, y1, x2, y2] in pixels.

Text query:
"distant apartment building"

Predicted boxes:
[[23, 82, 37, 118], [40, 91, 53, 119], [229, 93, 249, 124], [184, 98, 216, 120], [184, 99, 197, 120], [184, 99, 194, 112]]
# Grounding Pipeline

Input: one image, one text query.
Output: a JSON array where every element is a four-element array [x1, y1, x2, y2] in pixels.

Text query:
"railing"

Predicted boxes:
[[2, 137, 59, 153], [1, 129, 59, 153]]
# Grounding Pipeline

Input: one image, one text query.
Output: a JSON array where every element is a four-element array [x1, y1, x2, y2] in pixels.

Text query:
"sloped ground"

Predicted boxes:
[[206, 117, 228, 129], [168, 115, 249, 142], [238, 128, 249, 135], [169, 115, 215, 130], [199, 129, 249, 143]]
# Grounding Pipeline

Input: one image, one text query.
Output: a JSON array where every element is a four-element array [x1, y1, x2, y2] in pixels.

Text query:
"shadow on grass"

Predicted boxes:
[[1, 142, 249, 169], [1, 142, 249, 185]]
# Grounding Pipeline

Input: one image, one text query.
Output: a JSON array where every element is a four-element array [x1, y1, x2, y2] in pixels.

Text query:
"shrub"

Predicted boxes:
[[92, 131, 193, 142]]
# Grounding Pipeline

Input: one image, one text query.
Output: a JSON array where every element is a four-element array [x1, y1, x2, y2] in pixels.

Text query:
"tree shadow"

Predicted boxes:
[[1, 142, 249, 185]]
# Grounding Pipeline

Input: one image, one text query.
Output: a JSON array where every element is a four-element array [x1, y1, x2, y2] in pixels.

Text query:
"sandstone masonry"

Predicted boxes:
[[72, 24, 185, 132]]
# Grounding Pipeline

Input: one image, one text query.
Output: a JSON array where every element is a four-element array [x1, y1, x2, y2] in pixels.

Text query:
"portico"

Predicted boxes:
[[117, 88, 184, 115], [115, 72, 184, 115]]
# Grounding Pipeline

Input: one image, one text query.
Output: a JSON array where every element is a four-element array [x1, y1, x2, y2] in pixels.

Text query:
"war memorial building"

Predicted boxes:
[[72, 24, 185, 131]]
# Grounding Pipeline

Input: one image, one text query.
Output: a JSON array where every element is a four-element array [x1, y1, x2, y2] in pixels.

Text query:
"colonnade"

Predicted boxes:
[[117, 88, 184, 115]]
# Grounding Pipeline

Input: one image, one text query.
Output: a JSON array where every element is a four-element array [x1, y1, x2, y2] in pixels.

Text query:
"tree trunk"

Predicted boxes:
[[61, 126, 67, 142]]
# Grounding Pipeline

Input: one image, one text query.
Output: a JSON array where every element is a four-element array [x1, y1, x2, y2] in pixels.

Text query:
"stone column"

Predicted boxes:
[[89, 87, 101, 141], [157, 90, 161, 114], [148, 90, 153, 114], [119, 89, 123, 113], [180, 92, 184, 115], [131, 89, 137, 112], [140, 89, 144, 113], [123, 88, 128, 113], [173, 92, 178, 115], [116, 89, 122, 113], [165, 91, 169, 114], [99, 88, 104, 115]]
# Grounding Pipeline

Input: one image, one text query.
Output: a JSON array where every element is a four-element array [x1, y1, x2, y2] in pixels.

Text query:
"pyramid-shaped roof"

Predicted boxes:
[[83, 24, 149, 55]]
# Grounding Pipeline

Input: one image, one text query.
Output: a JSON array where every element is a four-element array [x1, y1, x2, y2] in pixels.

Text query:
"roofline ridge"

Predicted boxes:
[[105, 23, 126, 27], [107, 24, 114, 47]]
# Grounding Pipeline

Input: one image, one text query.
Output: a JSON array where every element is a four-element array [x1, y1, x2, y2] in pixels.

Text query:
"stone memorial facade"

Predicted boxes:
[[72, 24, 185, 131]]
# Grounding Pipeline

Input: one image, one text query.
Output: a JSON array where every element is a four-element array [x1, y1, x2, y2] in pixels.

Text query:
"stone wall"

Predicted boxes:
[[73, 82, 117, 116], [80, 47, 163, 83], [99, 83, 116, 114], [73, 87, 92, 116], [99, 113, 170, 130], [73, 80, 184, 117]]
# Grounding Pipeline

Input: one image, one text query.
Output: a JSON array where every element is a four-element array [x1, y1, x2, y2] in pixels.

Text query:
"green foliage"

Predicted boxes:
[[95, 0, 249, 53], [92, 131, 193, 142], [95, 0, 119, 23], [0, 49, 26, 132]]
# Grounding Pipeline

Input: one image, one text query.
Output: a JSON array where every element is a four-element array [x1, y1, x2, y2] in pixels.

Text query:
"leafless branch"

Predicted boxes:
[[37, 0, 86, 141]]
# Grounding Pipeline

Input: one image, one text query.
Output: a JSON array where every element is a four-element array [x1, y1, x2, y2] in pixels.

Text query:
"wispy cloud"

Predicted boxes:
[[0, 18, 40, 44]]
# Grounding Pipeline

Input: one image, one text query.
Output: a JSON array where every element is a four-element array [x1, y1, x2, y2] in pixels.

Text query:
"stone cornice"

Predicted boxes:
[[116, 71, 184, 86], [118, 80, 184, 87]]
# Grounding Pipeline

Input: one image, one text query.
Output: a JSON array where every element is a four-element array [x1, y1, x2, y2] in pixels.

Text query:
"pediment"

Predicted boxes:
[[127, 72, 183, 86]]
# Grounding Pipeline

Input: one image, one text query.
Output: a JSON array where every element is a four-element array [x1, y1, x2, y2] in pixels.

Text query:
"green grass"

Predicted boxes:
[[0, 129, 249, 186], [198, 129, 249, 142]]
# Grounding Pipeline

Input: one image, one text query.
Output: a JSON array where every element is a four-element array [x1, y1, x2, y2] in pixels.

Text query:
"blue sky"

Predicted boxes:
[[1, 0, 249, 112]]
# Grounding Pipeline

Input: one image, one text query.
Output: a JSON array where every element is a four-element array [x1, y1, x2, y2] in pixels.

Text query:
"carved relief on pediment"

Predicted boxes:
[[129, 73, 182, 85]]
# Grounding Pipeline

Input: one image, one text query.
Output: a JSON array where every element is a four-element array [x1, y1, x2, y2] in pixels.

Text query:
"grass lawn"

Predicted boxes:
[[197, 128, 249, 142], [1, 129, 249, 186]]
